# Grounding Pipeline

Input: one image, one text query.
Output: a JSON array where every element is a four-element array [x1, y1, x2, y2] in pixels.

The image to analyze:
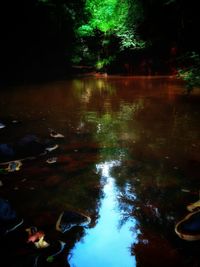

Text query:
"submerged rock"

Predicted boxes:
[[187, 200, 200, 212], [175, 210, 200, 241], [0, 198, 16, 221], [56, 210, 91, 233], [46, 157, 57, 164], [45, 144, 59, 152], [0, 198, 23, 235], [15, 134, 46, 158], [50, 130, 65, 138], [0, 134, 54, 164], [0, 122, 5, 129], [0, 144, 15, 161]]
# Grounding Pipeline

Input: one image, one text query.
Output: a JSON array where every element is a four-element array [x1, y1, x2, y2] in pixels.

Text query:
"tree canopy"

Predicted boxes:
[[1, 0, 200, 83], [73, 0, 145, 71]]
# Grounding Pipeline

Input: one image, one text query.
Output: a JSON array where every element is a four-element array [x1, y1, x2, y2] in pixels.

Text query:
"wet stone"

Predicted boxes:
[[56, 211, 91, 233]]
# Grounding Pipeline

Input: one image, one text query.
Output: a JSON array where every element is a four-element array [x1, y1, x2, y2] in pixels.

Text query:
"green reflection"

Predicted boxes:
[[72, 78, 116, 98], [83, 100, 144, 160]]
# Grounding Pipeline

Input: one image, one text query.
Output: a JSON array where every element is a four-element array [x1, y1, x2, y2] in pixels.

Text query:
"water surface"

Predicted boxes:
[[0, 76, 199, 267]]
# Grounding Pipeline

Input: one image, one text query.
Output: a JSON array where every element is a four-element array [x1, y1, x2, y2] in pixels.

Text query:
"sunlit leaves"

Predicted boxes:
[[95, 56, 115, 70], [77, 24, 95, 37], [84, 0, 118, 33], [117, 30, 146, 51], [77, 0, 139, 37], [177, 52, 200, 93], [74, 0, 145, 69]]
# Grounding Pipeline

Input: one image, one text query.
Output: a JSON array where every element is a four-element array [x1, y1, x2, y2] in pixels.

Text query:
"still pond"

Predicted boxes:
[[0, 76, 199, 267]]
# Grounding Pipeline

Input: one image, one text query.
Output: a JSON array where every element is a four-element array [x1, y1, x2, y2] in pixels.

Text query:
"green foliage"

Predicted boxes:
[[71, 55, 82, 64], [95, 56, 115, 70], [177, 52, 200, 93], [77, 24, 95, 37], [84, 0, 119, 33], [116, 0, 145, 50], [71, 42, 97, 66], [83, 99, 144, 161], [74, 0, 145, 69], [117, 30, 146, 51], [77, 0, 143, 43]]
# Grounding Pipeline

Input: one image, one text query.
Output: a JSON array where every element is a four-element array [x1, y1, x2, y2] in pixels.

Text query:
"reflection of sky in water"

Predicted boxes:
[[69, 161, 138, 267]]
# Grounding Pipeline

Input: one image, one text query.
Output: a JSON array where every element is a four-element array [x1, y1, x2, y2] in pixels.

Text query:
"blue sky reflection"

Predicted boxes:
[[69, 161, 138, 267]]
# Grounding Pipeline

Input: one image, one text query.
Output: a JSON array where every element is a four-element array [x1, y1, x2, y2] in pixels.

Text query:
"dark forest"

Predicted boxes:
[[0, 0, 199, 84]]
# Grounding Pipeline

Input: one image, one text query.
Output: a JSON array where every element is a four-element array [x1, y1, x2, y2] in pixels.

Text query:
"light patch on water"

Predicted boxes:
[[69, 160, 138, 267]]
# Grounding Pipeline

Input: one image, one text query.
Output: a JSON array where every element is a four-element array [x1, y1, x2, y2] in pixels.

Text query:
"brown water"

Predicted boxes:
[[0, 76, 199, 267]]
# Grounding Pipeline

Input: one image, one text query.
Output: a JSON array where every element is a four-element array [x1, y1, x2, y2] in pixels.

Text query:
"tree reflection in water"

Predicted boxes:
[[0, 77, 199, 266], [69, 160, 138, 267]]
